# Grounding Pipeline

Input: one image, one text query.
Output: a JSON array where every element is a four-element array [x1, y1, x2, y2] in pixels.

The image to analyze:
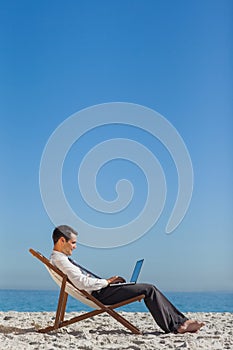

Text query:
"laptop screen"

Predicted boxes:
[[130, 259, 144, 283]]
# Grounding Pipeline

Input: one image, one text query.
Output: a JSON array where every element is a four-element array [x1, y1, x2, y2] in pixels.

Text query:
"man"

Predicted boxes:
[[50, 225, 204, 334]]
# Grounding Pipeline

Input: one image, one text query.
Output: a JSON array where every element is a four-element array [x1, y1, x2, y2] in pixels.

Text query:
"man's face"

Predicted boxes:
[[62, 233, 77, 256]]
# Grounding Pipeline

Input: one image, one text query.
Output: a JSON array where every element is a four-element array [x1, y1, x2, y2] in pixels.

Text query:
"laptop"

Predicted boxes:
[[109, 259, 144, 286]]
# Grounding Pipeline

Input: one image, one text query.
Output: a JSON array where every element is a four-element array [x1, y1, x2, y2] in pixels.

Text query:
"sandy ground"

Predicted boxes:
[[0, 311, 232, 350]]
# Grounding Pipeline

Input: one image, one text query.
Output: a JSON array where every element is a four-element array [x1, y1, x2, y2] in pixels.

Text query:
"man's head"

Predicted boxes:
[[52, 225, 78, 256]]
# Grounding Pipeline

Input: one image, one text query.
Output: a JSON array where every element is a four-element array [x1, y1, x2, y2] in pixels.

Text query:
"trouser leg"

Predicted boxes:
[[92, 283, 188, 333], [142, 285, 188, 333]]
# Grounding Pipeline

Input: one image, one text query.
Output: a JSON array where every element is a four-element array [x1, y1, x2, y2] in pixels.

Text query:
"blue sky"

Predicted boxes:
[[0, 0, 232, 292]]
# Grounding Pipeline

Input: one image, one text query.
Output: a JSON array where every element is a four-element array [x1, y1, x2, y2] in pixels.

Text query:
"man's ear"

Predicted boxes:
[[59, 236, 66, 244]]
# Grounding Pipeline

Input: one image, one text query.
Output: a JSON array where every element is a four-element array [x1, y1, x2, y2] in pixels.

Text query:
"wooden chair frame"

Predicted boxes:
[[29, 249, 145, 334]]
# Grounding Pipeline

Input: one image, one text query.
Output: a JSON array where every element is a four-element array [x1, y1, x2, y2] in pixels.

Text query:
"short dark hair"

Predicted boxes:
[[52, 225, 78, 244]]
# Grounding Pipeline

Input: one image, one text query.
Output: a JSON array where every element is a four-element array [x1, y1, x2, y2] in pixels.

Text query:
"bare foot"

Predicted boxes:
[[177, 320, 205, 334]]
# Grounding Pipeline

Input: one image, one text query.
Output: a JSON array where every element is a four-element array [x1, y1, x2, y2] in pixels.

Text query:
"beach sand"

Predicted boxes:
[[0, 311, 232, 349]]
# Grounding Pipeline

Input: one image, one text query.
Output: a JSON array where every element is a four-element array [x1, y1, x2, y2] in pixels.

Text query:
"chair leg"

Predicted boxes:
[[44, 308, 141, 334], [54, 276, 68, 329], [59, 295, 144, 334], [60, 292, 68, 322], [105, 308, 141, 334], [39, 309, 104, 333], [38, 279, 68, 333], [82, 292, 144, 334]]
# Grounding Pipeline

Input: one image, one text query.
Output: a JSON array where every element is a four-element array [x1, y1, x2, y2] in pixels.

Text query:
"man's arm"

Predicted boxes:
[[51, 251, 108, 292]]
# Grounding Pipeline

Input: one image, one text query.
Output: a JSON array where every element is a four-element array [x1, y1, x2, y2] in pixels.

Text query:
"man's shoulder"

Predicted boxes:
[[50, 250, 67, 262]]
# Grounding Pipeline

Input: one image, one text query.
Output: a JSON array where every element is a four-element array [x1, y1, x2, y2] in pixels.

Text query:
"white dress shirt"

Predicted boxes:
[[50, 250, 108, 293]]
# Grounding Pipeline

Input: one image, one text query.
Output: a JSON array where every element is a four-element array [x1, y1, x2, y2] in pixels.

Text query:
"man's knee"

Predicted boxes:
[[138, 283, 158, 297]]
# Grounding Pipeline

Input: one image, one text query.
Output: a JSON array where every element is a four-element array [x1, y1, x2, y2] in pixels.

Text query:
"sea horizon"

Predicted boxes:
[[1, 289, 232, 313]]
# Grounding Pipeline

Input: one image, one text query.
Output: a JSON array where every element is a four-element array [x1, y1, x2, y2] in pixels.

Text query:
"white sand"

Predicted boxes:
[[0, 311, 232, 350]]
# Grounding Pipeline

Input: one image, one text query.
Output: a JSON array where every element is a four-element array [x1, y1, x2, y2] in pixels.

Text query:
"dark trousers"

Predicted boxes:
[[92, 283, 188, 333]]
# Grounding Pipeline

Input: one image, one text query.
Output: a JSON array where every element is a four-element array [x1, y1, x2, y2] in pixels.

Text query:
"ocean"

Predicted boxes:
[[0, 290, 232, 313]]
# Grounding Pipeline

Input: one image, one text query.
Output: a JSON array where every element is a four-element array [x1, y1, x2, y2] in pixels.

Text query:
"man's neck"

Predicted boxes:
[[53, 247, 68, 255]]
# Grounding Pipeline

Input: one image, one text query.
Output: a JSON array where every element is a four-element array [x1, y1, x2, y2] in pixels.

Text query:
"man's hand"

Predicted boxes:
[[107, 276, 126, 284]]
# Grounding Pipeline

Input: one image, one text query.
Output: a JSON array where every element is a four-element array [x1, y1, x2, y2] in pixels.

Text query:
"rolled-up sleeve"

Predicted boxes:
[[50, 251, 108, 293]]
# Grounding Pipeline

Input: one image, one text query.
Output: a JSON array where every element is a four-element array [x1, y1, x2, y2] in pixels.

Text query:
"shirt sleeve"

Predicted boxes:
[[51, 252, 108, 292]]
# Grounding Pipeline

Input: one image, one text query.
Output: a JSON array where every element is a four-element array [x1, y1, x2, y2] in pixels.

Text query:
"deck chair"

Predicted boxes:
[[29, 249, 145, 334]]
